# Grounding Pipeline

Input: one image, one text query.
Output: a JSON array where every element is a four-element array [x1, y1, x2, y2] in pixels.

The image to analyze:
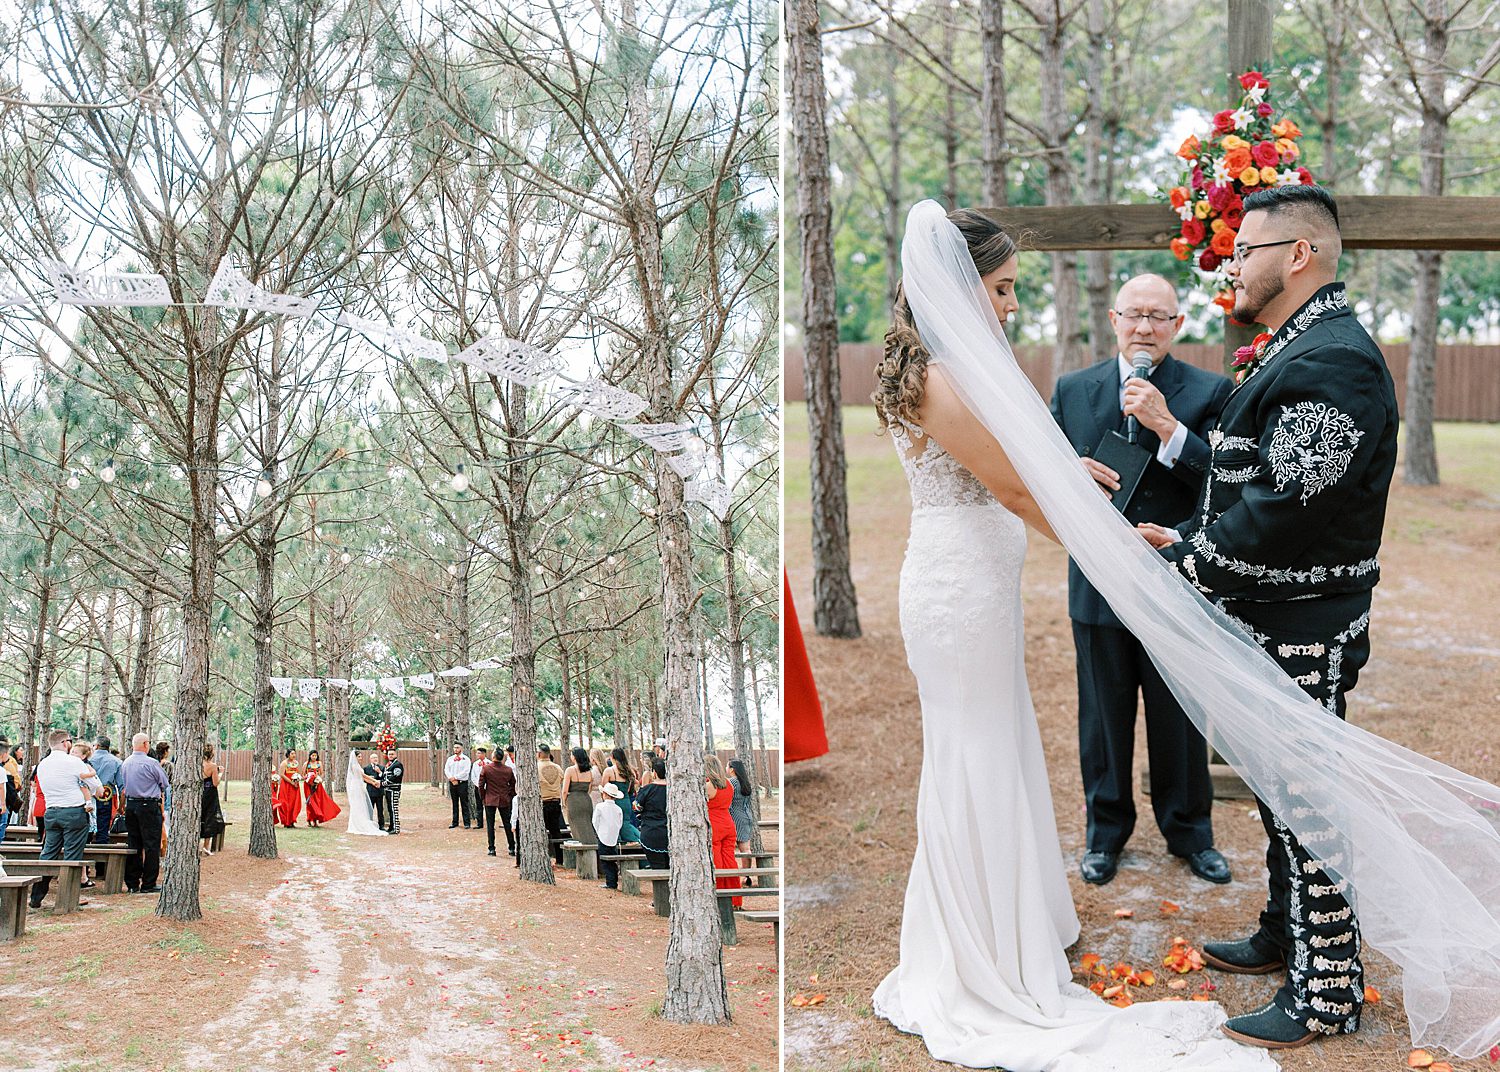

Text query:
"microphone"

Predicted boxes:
[[1125, 351, 1153, 445]]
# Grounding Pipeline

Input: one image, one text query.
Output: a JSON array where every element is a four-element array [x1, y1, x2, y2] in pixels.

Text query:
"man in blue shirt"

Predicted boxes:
[[120, 732, 170, 894], [87, 737, 124, 844]]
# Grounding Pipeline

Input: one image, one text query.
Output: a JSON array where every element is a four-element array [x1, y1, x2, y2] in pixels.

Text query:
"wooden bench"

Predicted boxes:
[[2, 826, 128, 845], [734, 851, 780, 885], [602, 852, 646, 894], [211, 820, 234, 853], [736, 909, 781, 954], [715, 882, 780, 946], [0, 844, 132, 895], [0, 861, 87, 913], [0, 876, 39, 940], [624, 868, 674, 916], [561, 840, 598, 880]]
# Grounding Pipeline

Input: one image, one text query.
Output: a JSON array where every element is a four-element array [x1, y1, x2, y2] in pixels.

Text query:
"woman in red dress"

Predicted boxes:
[[302, 750, 341, 827], [784, 573, 829, 762], [274, 750, 303, 828], [704, 754, 742, 908]]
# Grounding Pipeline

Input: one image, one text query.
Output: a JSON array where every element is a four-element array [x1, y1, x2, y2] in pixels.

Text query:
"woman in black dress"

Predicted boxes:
[[200, 743, 225, 855], [633, 756, 669, 870]]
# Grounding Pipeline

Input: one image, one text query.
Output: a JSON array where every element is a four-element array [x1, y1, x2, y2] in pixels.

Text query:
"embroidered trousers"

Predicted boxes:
[[1222, 591, 1370, 1036]]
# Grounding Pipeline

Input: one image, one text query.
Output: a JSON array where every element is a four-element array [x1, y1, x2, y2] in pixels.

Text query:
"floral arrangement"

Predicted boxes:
[[1167, 70, 1314, 320], [376, 723, 397, 753]]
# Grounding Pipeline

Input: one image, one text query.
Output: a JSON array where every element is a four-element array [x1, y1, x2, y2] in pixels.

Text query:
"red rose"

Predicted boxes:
[[1206, 183, 1234, 211], [1222, 201, 1245, 229], [1191, 166, 1206, 189], [1239, 70, 1269, 91], [1252, 141, 1280, 168], [1297, 166, 1315, 185], [1212, 109, 1236, 135], [1181, 218, 1206, 245], [1257, 102, 1274, 117], [1198, 250, 1222, 272]]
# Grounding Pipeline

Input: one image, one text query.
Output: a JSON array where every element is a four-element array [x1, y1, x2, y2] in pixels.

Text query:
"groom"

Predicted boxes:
[[1141, 185, 1398, 1049]]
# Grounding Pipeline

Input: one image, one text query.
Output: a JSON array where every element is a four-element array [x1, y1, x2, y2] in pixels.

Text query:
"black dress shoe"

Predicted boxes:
[[1202, 936, 1285, 974], [1079, 851, 1120, 885], [1186, 847, 1232, 884], [1221, 1001, 1318, 1049]]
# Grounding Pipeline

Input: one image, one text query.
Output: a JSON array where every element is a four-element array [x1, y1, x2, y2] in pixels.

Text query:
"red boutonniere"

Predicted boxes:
[[1231, 332, 1272, 384]]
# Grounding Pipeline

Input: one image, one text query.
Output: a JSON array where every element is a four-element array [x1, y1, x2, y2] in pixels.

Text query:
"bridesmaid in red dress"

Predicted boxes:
[[784, 573, 829, 762], [704, 754, 742, 908], [274, 751, 303, 828], [302, 750, 341, 827]]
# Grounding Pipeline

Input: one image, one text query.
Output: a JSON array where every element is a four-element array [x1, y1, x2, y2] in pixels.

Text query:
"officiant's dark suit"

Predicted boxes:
[[1050, 276, 1233, 888]]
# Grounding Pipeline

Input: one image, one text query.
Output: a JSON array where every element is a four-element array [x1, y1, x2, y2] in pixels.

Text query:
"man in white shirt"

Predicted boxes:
[[592, 783, 625, 890], [469, 748, 487, 832], [444, 744, 474, 829], [31, 728, 96, 908]]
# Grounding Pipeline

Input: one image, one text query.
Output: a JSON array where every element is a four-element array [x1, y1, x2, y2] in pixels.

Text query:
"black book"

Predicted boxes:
[[1092, 429, 1153, 514]]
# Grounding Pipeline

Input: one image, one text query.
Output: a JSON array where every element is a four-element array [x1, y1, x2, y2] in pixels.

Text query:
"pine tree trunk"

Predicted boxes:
[[98, 589, 117, 738], [979, 0, 1008, 207], [1036, 6, 1086, 376], [788, 0, 860, 640], [508, 498, 555, 886], [942, 11, 959, 210], [1082, 0, 1113, 357], [126, 588, 156, 742], [1405, 20, 1448, 486], [884, 45, 902, 311]]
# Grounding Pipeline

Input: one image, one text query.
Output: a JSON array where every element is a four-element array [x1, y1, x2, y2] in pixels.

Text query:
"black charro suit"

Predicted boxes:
[[1050, 353, 1232, 859], [1160, 283, 1398, 1037]]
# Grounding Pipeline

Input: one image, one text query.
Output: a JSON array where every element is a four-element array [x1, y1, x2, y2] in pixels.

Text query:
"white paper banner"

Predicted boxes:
[[438, 666, 471, 678], [43, 260, 172, 307], [0, 277, 29, 309], [326, 678, 350, 689], [664, 452, 703, 478], [685, 477, 732, 520], [409, 672, 436, 690], [352, 678, 377, 696], [297, 678, 322, 699], [335, 311, 447, 362], [203, 262, 318, 318], [554, 378, 648, 421], [470, 657, 503, 671], [379, 676, 406, 696], [453, 335, 563, 387], [270, 676, 295, 698], [621, 421, 699, 452]]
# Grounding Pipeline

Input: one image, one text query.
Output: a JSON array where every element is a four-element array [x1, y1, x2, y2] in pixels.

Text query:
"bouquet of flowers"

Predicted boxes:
[[1167, 70, 1314, 319], [376, 723, 397, 753]]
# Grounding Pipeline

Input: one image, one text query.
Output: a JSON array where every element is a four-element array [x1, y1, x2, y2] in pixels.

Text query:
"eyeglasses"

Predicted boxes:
[[1112, 310, 1177, 325], [1232, 238, 1318, 265]]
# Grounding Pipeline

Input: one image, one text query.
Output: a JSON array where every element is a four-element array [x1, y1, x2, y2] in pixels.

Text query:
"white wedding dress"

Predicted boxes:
[[871, 421, 1274, 1072], [346, 751, 386, 836]]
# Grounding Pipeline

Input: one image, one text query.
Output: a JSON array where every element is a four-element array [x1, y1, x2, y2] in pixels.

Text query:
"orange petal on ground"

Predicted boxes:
[[1167, 979, 1189, 991], [1160, 900, 1181, 914], [1089, 980, 1106, 995], [1136, 970, 1156, 987], [1114, 909, 1134, 918], [1102, 984, 1125, 999], [806, 994, 827, 1006], [1409, 1052, 1436, 1069], [1363, 985, 1381, 1004], [1079, 953, 1102, 972], [1429, 1063, 1454, 1072]]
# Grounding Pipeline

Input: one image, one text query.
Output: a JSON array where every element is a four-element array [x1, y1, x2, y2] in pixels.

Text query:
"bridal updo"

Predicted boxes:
[[874, 209, 1018, 432]]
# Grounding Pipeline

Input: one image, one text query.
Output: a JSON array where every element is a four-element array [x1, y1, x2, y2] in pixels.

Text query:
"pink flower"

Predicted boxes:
[[1198, 250, 1222, 272], [1212, 110, 1236, 135], [1191, 166, 1206, 189], [1252, 141, 1281, 168], [1257, 102, 1274, 117], [1206, 183, 1234, 211]]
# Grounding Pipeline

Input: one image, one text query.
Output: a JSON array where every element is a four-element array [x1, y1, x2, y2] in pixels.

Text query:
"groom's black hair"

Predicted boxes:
[[1243, 184, 1339, 231]]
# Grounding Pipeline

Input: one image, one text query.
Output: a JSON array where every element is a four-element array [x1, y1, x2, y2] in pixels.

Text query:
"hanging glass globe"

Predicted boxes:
[[100, 458, 116, 484], [451, 464, 470, 493]]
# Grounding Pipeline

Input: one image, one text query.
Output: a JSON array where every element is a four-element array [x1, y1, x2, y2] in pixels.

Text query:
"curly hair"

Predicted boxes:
[[874, 209, 1019, 432]]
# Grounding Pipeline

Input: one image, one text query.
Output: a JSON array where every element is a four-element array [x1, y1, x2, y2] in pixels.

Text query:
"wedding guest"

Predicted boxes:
[[469, 747, 486, 830], [503, 746, 517, 773], [593, 783, 625, 890], [588, 748, 609, 803], [634, 757, 669, 871], [361, 750, 387, 829], [302, 749, 341, 827], [122, 732, 169, 894], [537, 747, 565, 865], [653, 738, 667, 761], [381, 749, 404, 833], [31, 729, 95, 909], [1050, 273, 1231, 888], [479, 749, 517, 857], [444, 743, 474, 829], [705, 754, 741, 908], [275, 750, 303, 828], [155, 741, 174, 856], [728, 758, 755, 853], [604, 748, 640, 844], [0, 741, 20, 843], [561, 747, 598, 847], [201, 744, 225, 855], [88, 736, 124, 845]]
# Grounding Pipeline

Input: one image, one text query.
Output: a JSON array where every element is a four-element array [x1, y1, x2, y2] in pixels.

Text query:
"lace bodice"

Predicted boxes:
[[891, 420, 997, 510]]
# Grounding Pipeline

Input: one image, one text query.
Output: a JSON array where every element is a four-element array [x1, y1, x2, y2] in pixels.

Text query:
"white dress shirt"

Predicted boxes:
[[592, 797, 624, 847], [444, 753, 472, 781], [36, 750, 89, 808], [1117, 354, 1188, 468], [470, 759, 483, 786]]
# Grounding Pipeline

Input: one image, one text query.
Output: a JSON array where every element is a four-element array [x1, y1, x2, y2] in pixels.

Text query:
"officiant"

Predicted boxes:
[[1049, 274, 1232, 887]]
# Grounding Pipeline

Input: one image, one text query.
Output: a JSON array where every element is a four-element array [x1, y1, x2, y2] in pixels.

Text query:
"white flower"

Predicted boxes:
[[1230, 107, 1254, 130], [1278, 167, 1301, 186], [1212, 157, 1233, 183], [1176, 203, 1194, 221], [1246, 84, 1268, 104]]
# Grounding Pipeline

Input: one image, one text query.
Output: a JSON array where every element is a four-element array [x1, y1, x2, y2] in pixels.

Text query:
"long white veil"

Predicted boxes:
[[901, 199, 1500, 1058], [346, 749, 385, 836]]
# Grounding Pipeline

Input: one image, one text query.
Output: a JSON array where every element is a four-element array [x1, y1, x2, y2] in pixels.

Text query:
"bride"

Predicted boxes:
[[871, 200, 1500, 1069], [346, 750, 387, 836]]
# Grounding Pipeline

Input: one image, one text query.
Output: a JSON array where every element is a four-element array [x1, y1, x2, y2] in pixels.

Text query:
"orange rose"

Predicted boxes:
[[1260, 165, 1279, 184], [1170, 238, 1193, 261], [1220, 135, 1249, 151], [1169, 186, 1189, 209], [1176, 135, 1201, 160], [1210, 218, 1228, 234], [1212, 289, 1236, 313], [1193, 200, 1211, 219], [1224, 147, 1253, 173], [1210, 229, 1237, 257], [1276, 138, 1299, 161], [1239, 165, 1262, 186], [1272, 119, 1302, 139]]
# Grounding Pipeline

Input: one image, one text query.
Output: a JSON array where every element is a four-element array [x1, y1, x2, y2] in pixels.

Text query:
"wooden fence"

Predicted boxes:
[[786, 342, 1500, 421]]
